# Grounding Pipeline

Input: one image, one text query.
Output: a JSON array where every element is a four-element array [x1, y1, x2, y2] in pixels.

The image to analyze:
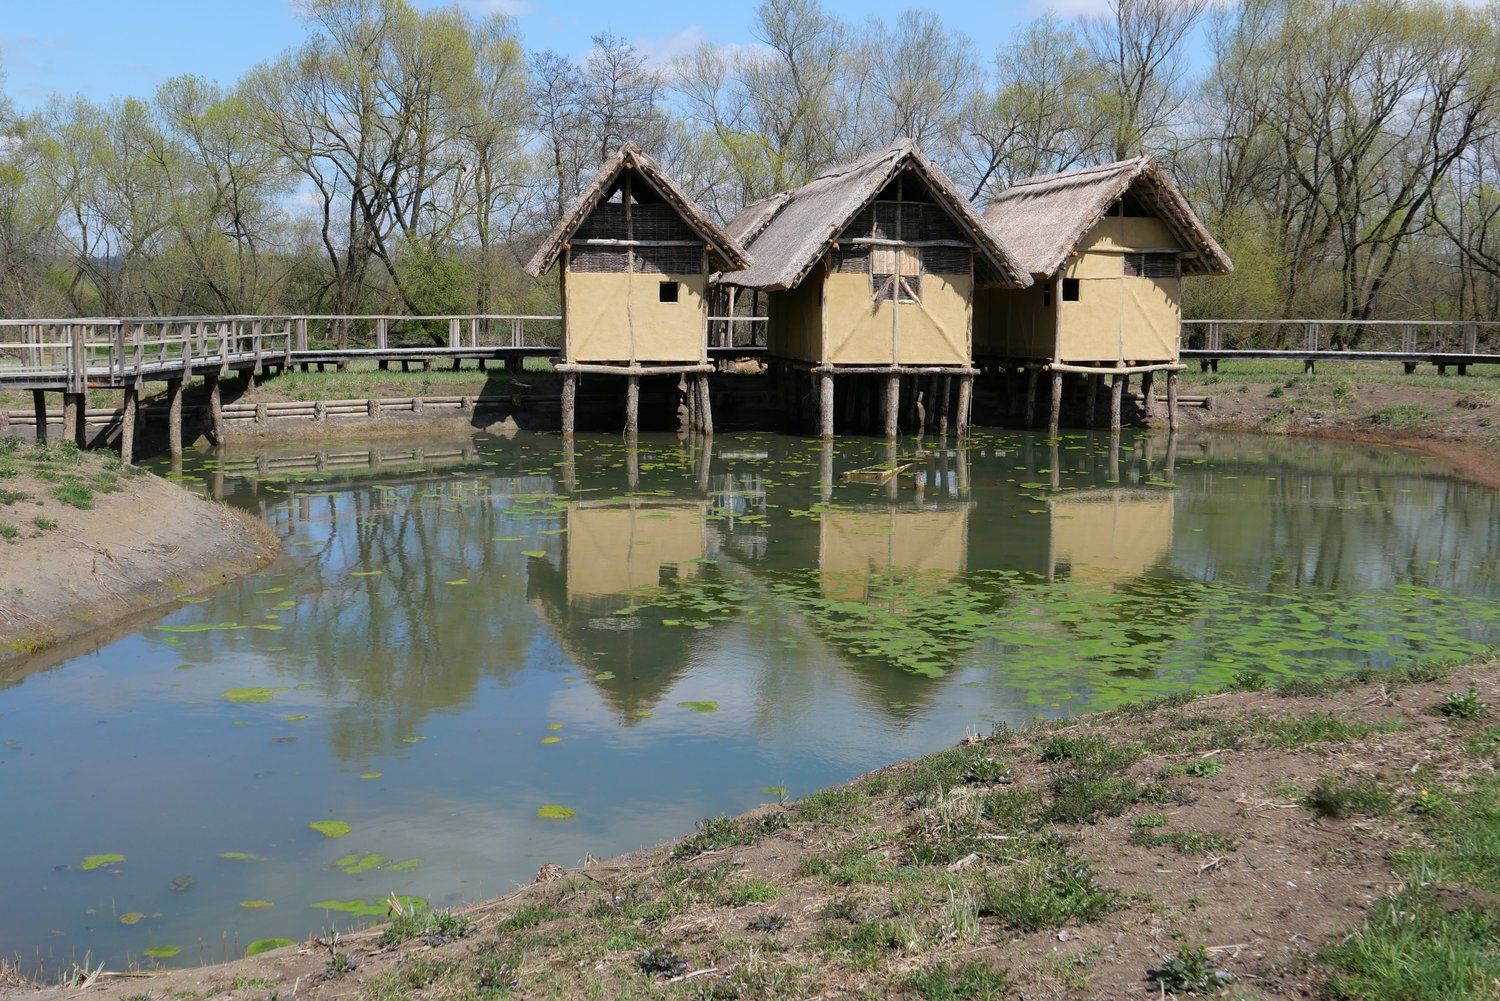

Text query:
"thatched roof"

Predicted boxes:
[[525, 144, 749, 277], [722, 140, 1032, 291], [984, 157, 1232, 278]]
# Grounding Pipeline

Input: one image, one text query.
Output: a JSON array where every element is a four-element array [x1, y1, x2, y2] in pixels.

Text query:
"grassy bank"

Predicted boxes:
[[10, 658, 1498, 1000]]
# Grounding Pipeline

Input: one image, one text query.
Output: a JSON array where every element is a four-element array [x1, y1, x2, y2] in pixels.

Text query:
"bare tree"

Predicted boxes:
[[1082, 0, 1211, 159]]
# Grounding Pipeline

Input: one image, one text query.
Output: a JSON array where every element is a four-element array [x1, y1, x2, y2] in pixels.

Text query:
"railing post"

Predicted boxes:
[[254, 319, 264, 372], [469, 317, 477, 348], [377, 317, 388, 351], [70, 323, 85, 394], [297, 317, 309, 353], [1465, 322, 1478, 354], [1305, 322, 1317, 351], [513, 318, 522, 347], [448, 317, 460, 349]]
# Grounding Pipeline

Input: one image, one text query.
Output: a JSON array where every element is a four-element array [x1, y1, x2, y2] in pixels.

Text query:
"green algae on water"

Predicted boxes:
[[219, 852, 267, 861], [359, 772, 383, 780], [678, 701, 719, 713], [221, 688, 275, 703], [536, 804, 575, 820], [240, 900, 274, 909], [309, 820, 352, 839], [143, 945, 180, 958], [79, 854, 124, 871], [118, 913, 144, 925], [245, 938, 294, 956]]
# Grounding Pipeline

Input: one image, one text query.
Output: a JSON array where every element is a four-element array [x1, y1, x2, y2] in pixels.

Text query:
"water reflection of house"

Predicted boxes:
[[1047, 490, 1174, 583], [527, 501, 710, 720], [819, 509, 969, 602]]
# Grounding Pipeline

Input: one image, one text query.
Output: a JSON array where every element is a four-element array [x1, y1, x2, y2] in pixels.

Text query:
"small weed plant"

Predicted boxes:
[[1303, 774, 1392, 819], [1151, 943, 1234, 993], [1440, 687, 1489, 720]]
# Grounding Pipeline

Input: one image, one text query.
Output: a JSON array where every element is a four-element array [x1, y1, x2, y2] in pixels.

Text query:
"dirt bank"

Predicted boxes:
[[0, 442, 280, 675]]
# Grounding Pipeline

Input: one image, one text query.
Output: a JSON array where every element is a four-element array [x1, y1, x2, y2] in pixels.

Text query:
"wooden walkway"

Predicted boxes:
[[1182, 319, 1500, 374], [0, 314, 766, 460]]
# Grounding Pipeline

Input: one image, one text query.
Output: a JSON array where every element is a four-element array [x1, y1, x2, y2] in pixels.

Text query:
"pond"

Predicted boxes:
[[2, 429, 1498, 975]]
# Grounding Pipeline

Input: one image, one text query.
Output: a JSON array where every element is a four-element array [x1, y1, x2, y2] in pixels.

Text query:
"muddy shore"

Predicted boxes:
[[0, 445, 280, 678]]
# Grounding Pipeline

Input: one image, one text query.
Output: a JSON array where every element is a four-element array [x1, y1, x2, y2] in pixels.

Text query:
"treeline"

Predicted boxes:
[[1, 0, 1498, 322]]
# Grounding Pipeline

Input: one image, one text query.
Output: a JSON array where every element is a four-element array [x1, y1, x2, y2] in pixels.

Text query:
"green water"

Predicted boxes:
[[0, 429, 1497, 975]]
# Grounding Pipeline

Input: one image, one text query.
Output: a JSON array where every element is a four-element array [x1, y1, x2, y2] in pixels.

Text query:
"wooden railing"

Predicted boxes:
[[1182, 319, 1498, 355]]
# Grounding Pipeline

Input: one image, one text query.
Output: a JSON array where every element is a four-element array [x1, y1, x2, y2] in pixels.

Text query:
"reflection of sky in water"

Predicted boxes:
[[2, 429, 1498, 975]]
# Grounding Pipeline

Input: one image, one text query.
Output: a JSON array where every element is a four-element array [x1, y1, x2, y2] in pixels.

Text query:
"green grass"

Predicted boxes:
[[976, 861, 1120, 931], [904, 960, 1016, 1000], [1129, 828, 1240, 855], [671, 812, 789, 859], [1302, 774, 1394, 819], [376, 909, 473, 948], [1370, 403, 1439, 428], [0, 522, 17, 542]]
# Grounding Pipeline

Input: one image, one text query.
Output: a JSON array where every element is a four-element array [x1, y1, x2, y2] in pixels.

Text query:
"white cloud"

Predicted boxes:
[[464, 0, 535, 16]]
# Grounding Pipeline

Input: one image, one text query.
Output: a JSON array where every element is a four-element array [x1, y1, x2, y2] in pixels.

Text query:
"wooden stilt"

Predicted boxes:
[[120, 387, 138, 465], [1141, 371, 1155, 416], [1024, 369, 1038, 428], [167, 378, 184, 457], [939, 376, 951, 436], [626, 440, 640, 491], [624, 374, 640, 435], [1108, 431, 1121, 480], [1166, 370, 1179, 431], [561, 373, 577, 435], [1048, 372, 1063, 434], [62, 393, 79, 448], [819, 373, 835, 439], [1084, 374, 1099, 426], [698, 374, 713, 436], [956, 375, 972, 437], [819, 441, 834, 502], [1110, 375, 1124, 431], [32, 390, 47, 444], [207, 374, 224, 446], [561, 436, 577, 493], [884, 374, 900, 439]]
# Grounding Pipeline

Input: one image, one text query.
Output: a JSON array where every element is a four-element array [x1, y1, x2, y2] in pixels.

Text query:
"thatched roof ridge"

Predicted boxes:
[[984, 157, 1232, 277], [524, 144, 749, 277], [722, 140, 1032, 291]]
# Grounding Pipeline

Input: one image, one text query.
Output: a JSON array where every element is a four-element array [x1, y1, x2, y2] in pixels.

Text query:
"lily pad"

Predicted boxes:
[[350, 570, 383, 577], [282, 714, 308, 722], [245, 938, 295, 956], [118, 912, 144, 925], [79, 854, 124, 871], [143, 945, 180, 959], [168, 875, 197, 893], [677, 701, 719, 713], [540, 736, 561, 745], [595, 671, 616, 681], [309, 820, 352, 839], [239, 900, 274, 909], [359, 772, 383, 780], [385, 858, 423, 872], [547, 723, 563, 731], [536, 804, 575, 820], [521, 550, 547, 559], [221, 688, 275, 703], [219, 852, 267, 862]]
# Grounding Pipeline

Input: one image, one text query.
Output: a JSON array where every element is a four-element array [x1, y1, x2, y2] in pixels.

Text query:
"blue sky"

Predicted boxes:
[[0, 0, 1099, 111]]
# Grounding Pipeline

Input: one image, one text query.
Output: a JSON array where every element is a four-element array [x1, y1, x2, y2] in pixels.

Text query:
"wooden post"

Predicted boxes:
[[31, 390, 47, 445], [206, 373, 224, 446], [819, 372, 835, 439], [939, 376, 951, 436], [1024, 369, 1038, 428], [1166, 370, 1179, 431], [1084, 374, 1099, 426], [956, 374, 972, 437], [884, 373, 900, 439], [819, 440, 834, 502], [624, 374, 640, 435], [1141, 371, 1155, 416], [63, 392, 84, 448], [698, 374, 714, 436], [1110, 374, 1124, 431], [1048, 372, 1062, 434], [120, 387, 138, 465], [561, 373, 577, 436], [167, 378, 184, 457]]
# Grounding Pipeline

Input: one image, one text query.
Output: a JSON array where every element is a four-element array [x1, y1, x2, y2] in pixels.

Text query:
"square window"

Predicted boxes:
[[659, 281, 679, 303], [1062, 278, 1080, 301]]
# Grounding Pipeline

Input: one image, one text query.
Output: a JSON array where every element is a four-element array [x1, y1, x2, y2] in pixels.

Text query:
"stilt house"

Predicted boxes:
[[974, 157, 1231, 430], [524, 144, 749, 434], [722, 140, 1031, 438]]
